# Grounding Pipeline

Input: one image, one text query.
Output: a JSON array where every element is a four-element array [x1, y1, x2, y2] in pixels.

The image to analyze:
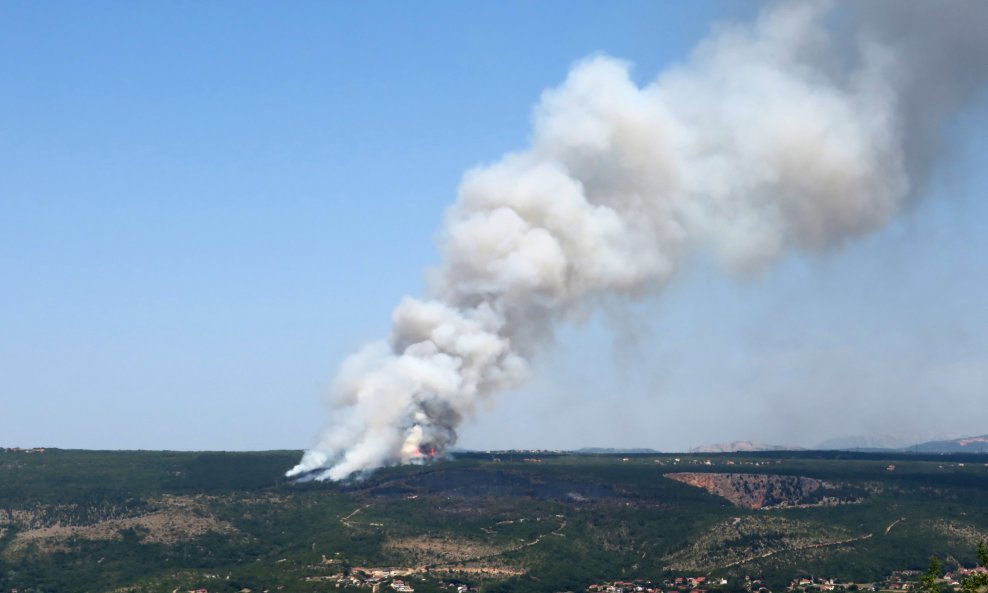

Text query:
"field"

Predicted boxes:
[[1, 448, 987, 593]]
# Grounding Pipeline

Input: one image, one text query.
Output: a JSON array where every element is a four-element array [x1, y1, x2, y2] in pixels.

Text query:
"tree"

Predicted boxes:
[[961, 542, 988, 593], [921, 556, 941, 593]]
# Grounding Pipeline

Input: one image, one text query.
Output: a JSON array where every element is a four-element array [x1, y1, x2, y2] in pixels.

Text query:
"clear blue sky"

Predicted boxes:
[[2, 2, 986, 451]]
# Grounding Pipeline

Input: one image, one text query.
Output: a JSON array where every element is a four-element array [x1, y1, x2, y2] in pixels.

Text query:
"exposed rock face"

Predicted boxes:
[[665, 473, 824, 509]]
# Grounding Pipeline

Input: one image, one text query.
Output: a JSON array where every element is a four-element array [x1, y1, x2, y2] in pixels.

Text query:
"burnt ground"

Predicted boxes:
[[347, 467, 627, 503]]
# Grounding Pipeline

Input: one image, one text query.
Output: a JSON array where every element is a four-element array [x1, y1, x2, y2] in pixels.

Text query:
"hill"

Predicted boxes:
[[813, 434, 988, 453], [1, 448, 987, 593], [910, 434, 988, 453]]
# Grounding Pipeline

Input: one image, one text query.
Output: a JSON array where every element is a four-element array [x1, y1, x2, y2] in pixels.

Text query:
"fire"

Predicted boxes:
[[398, 425, 439, 461], [400, 439, 439, 461]]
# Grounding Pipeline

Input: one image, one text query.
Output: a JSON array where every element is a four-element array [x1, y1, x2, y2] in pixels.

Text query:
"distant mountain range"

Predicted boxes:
[[466, 434, 988, 456], [816, 435, 915, 451], [574, 447, 660, 455], [818, 434, 988, 454], [682, 434, 988, 455], [688, 441, 803, 453]]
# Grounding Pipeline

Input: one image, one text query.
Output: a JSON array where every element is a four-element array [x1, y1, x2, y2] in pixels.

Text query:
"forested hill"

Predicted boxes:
[[1, 448, 986, 593]]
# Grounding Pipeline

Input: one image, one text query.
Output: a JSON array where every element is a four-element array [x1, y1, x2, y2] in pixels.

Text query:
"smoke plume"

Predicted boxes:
[[288, 1, 988, 481]]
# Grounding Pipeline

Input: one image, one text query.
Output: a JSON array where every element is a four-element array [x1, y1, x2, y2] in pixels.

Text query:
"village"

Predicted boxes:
[[160, 561, 988, 593], [588, 564, 988, 593], [298, 565, 485, 593], [0, 447, 46, 454]]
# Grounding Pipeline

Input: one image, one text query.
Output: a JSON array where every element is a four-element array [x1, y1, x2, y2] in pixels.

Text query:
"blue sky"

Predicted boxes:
[[2, 1, 985, 451]]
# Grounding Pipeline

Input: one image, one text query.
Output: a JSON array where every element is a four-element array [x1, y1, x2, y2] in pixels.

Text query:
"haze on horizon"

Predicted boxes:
[[2, 1, 987, 457]]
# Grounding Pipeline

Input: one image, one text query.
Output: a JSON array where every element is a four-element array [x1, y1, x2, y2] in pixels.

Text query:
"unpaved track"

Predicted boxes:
[[719, 533, 873, 569]]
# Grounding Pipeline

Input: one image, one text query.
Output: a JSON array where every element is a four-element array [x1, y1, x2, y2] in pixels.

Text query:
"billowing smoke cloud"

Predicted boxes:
[[288, 1, 988, 481]]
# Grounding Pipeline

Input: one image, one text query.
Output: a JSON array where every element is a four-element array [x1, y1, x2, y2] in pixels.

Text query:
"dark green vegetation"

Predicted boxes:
[[1, 449, 987, 593]]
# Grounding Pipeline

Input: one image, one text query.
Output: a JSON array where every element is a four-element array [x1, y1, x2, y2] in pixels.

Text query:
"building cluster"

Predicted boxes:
[[587, 566, 988, 593], [182, 558, 988, 593], [305, 570, 388, 589], [788, 576, 873, 591], [787, 566, 988, 592], [303, 568, 478, 593], [652, 459, 783, 467], [1, 447, 46, 454], [589, 575, 730, 593]]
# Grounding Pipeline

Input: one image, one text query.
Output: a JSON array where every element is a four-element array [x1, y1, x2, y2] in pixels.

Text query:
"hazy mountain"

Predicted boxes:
[[574, 447, 660, 454], [908, 434, 988, 453], [688, 441, 801, 453], [814, 433, 988, 453], [816, 435, 913, 451]]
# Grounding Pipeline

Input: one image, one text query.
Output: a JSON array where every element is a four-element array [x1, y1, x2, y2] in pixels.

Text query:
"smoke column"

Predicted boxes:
[[288, 1, 988, 481]]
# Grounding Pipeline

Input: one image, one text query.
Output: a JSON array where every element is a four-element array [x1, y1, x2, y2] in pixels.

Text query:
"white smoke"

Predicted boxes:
[[288, 1, 988, 481]]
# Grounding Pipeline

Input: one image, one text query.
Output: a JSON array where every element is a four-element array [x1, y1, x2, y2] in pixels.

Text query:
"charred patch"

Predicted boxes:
[[352, 467, 626, 503]]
